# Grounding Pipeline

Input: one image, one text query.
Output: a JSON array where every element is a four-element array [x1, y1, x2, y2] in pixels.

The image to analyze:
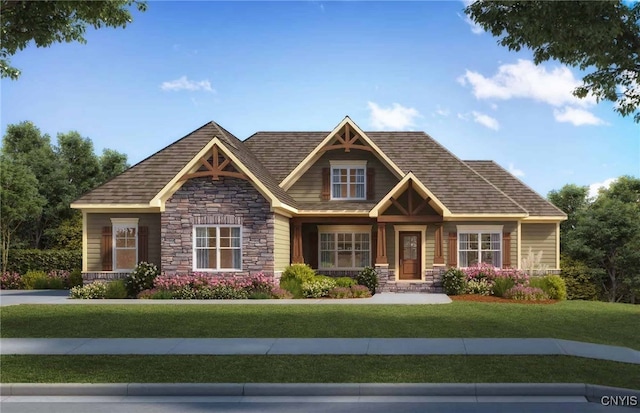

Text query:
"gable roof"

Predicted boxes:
[[464, 160, 566, 218]]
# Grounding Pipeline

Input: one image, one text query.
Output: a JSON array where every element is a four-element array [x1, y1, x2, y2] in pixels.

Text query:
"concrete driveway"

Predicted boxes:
[[0, 290, 70, 306]]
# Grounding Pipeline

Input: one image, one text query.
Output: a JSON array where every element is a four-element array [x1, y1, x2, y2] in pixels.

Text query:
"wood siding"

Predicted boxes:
[[86, 213, 161, 272], [442, 221, 518, 268], [274, 214, 291, 272], [288, 150, 399, 203], [521, 223, 557, 268]]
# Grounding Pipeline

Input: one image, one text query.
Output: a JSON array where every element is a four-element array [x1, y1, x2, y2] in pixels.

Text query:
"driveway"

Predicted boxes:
[[0, 290, 69, 306]]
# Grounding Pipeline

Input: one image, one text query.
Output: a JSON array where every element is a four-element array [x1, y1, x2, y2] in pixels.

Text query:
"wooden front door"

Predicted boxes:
[[399, 232, 421, 280]]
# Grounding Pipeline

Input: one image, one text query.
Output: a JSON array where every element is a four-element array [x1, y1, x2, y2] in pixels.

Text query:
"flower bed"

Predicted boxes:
[[1, 269, 82, 290], [450, 295, 558, 305]]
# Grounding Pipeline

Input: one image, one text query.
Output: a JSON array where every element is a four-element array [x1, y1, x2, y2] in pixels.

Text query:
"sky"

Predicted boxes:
[[2, 1, 639, 199]]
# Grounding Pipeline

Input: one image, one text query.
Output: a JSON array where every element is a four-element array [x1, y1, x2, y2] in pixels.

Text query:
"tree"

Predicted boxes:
[[56, 131, 102, 200], [465, 1, 640, 122], [548, 184, 589, 250], [1, 0, 147, 79], [99, 148, 129, 183], [0, 155, 45, 271]]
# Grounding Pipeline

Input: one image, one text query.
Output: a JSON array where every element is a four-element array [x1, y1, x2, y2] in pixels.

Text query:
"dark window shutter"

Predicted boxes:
[[367, 168, 375, 200], [139, 226, 149, 263], [321, 168, 330, 200], [101, 226, 113, 271], [448, 232, 457, 267], [502, 232, 511, 268]]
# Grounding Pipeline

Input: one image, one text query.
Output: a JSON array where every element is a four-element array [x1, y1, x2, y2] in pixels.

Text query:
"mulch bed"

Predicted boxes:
[[450, 294, 558, 305]]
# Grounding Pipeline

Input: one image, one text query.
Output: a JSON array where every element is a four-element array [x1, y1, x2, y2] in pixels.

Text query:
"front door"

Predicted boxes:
[[399, 232, 421, 280]]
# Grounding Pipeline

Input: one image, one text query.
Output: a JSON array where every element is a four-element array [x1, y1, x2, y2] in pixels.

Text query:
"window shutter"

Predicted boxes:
[[502, 232, 511, 268], [321, 168, 330, 200], [101, 226, 113, 271], [139, 226, 149, 263], [367, 168, 375, 200], [448, 232, 457, 267]]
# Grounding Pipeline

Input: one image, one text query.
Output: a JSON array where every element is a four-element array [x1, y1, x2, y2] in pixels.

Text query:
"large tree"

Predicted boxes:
[[548, 184, 589, 250], [0, 0, 147, 79], [465, 1, 640, 122]]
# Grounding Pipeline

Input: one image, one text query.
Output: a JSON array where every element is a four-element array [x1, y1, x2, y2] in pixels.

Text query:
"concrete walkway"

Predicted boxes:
[[0, 290, 452, 306], [2, 338, 638, 364]]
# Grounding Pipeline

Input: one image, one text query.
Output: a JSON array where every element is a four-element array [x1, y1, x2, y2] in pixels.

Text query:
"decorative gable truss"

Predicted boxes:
[[178, 145, 248, 183]]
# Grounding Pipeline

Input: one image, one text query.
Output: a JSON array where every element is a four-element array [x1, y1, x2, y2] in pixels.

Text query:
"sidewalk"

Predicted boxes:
[[2, 338, 638, 364]]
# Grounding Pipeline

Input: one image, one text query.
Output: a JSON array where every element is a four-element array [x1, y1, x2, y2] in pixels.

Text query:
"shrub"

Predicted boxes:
[[334, 277, 357, 288], [2, 249, 81, 274], [271, 287, 293, 299], [46, 270, 70, 289], [281, 264, 316, 283], [355, 266, 378, 294], [22, 270, 48, 289], [69, 269, 83, 288], [137, 289, 172, 299], [350, 284, 372, 298], [246, 272, 275, 294], [492, 276, 515, 297], [529, 275, 567, 300], [249, 292, 272, 299], [560, 256, 601, 300], [504, 285, 548, 301], [280, 278, 304, 298], [125, 262, 159, 297], [1, 272, 23, 289], [328, 287, 352, 299], [442, 268, 467, 295], [466, 278, 492, 296], [301, 275, 337, 298], [105, 280, 128, 299], [70, 282, 107, 299], [463, 263, 498, 280]]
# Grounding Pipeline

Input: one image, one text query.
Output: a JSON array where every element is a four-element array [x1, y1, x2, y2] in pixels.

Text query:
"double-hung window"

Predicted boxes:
[[330, 161, 366, 200], [457, 226, 502, 268], [193, 226, 241, 271], [111, 218, 138, 271], [319, 226, 371, 269]]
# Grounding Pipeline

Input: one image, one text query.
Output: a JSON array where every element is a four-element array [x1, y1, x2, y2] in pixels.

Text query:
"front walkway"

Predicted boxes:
[[1, 338, 638, 364]]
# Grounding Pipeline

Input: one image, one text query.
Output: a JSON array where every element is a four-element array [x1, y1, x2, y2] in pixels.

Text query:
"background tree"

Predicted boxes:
[[548, 184, 589, 250], [56, 131, 102, 201], [465, 1, 640, 122], [1, 0, 147, 79], [99, 148, 130, 183]]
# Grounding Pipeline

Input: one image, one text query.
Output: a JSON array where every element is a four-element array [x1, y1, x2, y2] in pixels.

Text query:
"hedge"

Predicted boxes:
[[2, 249, 82, 274]]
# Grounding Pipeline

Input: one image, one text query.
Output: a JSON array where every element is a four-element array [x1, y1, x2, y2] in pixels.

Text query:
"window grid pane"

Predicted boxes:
[[319, 232, 369, 269], [331, 167, 366, 199], [194, 226, 241, 270], [458, 232, 501, 268]]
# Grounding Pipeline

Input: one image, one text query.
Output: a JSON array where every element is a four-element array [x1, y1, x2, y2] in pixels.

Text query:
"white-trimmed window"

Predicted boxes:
[[319, 225, 371, 269], [193, 226, 242, 271], [330, 161, 366, 200], [457, 225, 502, 268], [111, 218, 138, 271]]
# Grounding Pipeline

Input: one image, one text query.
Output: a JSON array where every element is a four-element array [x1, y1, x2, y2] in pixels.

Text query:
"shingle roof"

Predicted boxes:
[[464, 160, 566, 217]]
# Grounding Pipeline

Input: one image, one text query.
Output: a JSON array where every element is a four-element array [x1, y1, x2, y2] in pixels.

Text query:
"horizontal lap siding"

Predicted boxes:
[[288, 150, 398, 203], [86, 213, 161, 272], [442, 221, 518, 268], [521, 223, 557, 268], [274, 214, 290, 272]]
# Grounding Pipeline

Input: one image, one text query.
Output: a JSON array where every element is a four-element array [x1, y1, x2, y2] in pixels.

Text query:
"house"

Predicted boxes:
[[71, 117, 566, 292]]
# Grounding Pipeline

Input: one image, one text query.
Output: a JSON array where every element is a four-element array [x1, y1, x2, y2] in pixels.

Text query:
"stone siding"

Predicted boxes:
[[161, 177, 275, 277]]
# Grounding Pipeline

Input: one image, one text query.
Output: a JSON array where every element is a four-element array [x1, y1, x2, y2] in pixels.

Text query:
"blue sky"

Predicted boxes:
[[2, 1, 638, 198]]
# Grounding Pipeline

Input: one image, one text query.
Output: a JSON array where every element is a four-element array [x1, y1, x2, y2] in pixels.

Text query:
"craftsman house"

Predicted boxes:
[[71, 117, 566, 292]]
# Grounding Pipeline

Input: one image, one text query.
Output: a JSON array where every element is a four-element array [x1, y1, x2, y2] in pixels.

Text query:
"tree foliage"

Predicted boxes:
[[548, 184, 589, 250], [465, 1, 640, 122], [0, 0, 147, 79]]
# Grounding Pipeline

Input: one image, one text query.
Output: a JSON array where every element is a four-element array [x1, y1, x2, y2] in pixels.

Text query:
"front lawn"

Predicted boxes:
[[2, 355, 639, 389], [2, 301, 638, 349]]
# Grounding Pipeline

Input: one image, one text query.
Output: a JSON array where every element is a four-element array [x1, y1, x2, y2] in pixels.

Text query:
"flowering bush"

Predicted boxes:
[[443, 268, 467, 295], [271, 287, 293, 299], [463, 263, 498, 280], [70, 282, 107, 299], [355, 266, 378, 294], [301, 275, 337, 298], [504, 285, 548, 301], [1, 272, 22, 289], [350, 284, 372, 298], [466, 278, 492, 296], [491, 276, 515, 297], [154, 272, 274, 294], [125, 262, 159, 297], [137, 288, 172, 299], [328, 287, 352, 299]]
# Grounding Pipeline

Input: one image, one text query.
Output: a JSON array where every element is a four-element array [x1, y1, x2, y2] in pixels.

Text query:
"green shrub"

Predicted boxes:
[[328, 287, 352, 299], [69, 282, 107, 299], [301, 275, 337, 298], [334, 277, 357, 288], [271, 287, 294, 299], [530, 274, 567, 300], [442, 268, 467, 295], [504, 285, 549, 301], [69, 269, 83, 288], [124, 262, 159, 297], [249, 292, 272, 299], [281, 264, 316, 283], [46, 277, 66, 289], [355, 266, 378, 294], [492, 276, 516, 297], [466, 278, 492, 296], [350, 285, 372, 298], [105, 280, 128, 299], [137, 289, 173, 299], [22, 270, 48, 290], [2, 249, 81, 274], [280, 277, 304, 298], [560, 256, 601, 300]]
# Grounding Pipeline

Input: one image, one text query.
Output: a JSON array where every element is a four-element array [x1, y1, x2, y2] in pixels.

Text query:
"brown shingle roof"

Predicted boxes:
[[464, 160, 566, 217]]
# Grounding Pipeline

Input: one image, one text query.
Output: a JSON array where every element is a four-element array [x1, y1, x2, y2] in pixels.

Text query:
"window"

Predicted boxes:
[[330, 162, 366, 200], [458, 231, 501, 268], [111, 218, 138, 271], [319, 228, 370, 269], [193, 226, 241, 271]]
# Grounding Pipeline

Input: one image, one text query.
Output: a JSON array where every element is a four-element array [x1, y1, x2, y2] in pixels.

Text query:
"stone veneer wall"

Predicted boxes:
[[161, 177, 275, 278]]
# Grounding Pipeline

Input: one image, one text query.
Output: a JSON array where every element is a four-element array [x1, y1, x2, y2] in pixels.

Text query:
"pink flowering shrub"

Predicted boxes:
[[461, 264, 530, 296], [152, 272, 276, 299], [504, 285, 549, 301], [1, 272, 23, 289], [270, 287, 293, 299]]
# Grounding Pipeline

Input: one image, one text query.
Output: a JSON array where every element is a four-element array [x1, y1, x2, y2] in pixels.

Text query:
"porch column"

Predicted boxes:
[[375, 222, 388, 264], [292, 220, 304, 263], [434, 225, 445, 265]]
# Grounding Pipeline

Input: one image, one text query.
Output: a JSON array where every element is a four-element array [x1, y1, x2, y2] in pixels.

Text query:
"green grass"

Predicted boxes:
[[2, 301, 638, 349], [2, 355, 638, 389]]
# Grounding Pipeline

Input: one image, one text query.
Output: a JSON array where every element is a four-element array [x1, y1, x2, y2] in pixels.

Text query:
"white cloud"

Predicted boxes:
[[589, 178, 616, 198], [508, 163, 525, 178], [367, 102, 421, 130], [457, 113, 469, 121], [471, 111, 500, 130], [553, 107, 605, 126], [160, 76, 215, 92], [435, 106, 450, 117], [490, 103, 498, 110], [458, 13, 484, 34]]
